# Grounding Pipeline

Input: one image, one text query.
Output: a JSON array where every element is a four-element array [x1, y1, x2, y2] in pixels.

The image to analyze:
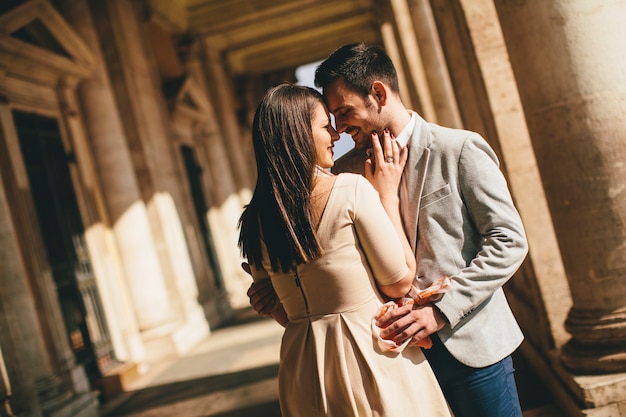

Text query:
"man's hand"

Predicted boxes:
[[375, 303, 446, 346], [242, 262, 279, 316]]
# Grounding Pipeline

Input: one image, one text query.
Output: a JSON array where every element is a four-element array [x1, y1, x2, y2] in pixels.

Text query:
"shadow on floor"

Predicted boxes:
[[210, 401, 282, 417], [101, 363, 279, 416], [513, 349, 555, 411]]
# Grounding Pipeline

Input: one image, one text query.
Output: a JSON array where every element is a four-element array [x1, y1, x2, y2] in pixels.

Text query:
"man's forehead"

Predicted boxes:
[[322, 92, 344, 113], [322, 81, 353, 113], [324, 100, 345, 114]]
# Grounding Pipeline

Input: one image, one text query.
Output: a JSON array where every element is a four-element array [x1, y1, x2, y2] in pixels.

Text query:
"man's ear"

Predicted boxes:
[[370, 81, 388, 106]]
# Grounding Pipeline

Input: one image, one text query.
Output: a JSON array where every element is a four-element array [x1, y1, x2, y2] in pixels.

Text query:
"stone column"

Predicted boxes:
[[495, 0, 626, 373], [431, 0, 500, 141], [406, 0, 462, 128], [202, 44, 259, 308], [63, 0, 174, 337], [204, 44, 253, 201], [0, 103, 53, 417], [89, 0, 213, 357], [389, 0, 437, 122], [184, 44, 239, 206], [378, 20, 413, 109]]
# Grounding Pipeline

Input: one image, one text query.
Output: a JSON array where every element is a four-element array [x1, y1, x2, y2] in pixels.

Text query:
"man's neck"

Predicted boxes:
[[388, 103, 413, 137]]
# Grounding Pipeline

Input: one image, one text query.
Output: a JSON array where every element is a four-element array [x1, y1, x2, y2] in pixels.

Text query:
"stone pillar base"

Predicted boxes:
[[552, 352, 626, 416], [96, 362, 141, 402], [520, 342, 626, 417], [562, 339, 626, 374]]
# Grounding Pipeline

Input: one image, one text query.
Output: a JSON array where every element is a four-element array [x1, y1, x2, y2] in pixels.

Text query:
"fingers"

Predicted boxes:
[[375, 303, 412, 329], [376, 305, 440, 345], [247, 277, 273, 297], [371, 131, 383, 165], [370, 129, 400, 166], [389, 130, 405, 169], [380, 317, 418, 345], [250, 292, 277, 315], [247, 280, 278, 316], [383, 128, 393, 162], [366, 129, 404, 197]]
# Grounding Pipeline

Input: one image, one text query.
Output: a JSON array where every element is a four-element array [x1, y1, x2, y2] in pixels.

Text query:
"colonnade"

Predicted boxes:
[[0, 1, 624, 416]]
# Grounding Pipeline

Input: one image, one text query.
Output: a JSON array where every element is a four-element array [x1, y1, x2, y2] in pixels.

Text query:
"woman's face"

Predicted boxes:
[[311, 102, 340, 169]]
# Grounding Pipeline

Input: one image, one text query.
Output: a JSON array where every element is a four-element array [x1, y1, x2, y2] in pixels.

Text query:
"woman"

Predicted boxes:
[[238, 84, 451, 416]]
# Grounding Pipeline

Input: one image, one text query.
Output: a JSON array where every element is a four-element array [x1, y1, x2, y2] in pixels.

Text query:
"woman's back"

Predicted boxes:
[[268, 174, 391, 319]]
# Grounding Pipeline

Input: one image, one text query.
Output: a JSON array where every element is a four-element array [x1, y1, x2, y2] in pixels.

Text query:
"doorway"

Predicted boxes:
[[180, 145, 225, 290], [14, 110, 116, 383]]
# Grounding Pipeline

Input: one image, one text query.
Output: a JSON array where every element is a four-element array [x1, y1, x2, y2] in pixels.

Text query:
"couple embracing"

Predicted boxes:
[[239, 43, 528, 417]]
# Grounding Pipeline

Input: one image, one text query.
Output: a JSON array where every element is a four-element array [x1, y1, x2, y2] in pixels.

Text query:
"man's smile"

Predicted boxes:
[[346, 126, 361, 141]]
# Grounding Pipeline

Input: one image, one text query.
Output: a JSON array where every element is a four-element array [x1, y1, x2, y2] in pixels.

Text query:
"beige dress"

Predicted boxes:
[[251, 173, 451, 417]]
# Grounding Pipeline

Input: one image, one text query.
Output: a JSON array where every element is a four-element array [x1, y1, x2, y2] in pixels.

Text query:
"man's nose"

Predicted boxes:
[[333, 115, 347, 133]]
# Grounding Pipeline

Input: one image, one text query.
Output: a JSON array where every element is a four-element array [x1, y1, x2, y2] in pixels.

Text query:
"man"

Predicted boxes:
[[248, 43, 528, 417]]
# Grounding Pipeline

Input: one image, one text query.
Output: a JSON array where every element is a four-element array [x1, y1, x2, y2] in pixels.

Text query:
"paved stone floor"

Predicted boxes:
[[98, 309, 565, 417]]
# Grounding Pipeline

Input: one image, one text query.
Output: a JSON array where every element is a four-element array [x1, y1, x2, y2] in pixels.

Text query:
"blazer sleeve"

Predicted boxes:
[[434, 134, 529, 328], [351, 176, 410, 286]]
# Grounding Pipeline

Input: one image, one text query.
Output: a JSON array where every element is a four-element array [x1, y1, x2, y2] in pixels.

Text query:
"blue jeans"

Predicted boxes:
[[423, 335, 523, 417]]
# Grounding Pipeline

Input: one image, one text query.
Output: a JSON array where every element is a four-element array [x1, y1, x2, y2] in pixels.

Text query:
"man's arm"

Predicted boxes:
[[432, 134, 528, 328], [377, 133, 528, 345]]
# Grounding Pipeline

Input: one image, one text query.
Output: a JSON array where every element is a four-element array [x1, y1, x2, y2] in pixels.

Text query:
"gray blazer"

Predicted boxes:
[[333, 114, 528, 367]]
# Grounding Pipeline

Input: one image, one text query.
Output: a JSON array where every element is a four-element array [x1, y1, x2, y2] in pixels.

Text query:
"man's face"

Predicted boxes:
[[323, 78, 385, 150]]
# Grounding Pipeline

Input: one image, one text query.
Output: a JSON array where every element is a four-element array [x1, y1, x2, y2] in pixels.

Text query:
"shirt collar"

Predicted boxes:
[[394, 111, 417, 148]]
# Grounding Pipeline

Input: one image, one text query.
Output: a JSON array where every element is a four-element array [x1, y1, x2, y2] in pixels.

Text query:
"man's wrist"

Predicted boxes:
[[431, 302, 449, 325]]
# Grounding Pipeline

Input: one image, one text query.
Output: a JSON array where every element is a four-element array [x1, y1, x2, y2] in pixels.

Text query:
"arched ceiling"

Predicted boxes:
[[186, 0, 383, 75]]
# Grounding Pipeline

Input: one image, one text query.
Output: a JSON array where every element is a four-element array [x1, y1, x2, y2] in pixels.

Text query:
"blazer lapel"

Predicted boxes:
[[404, 118, 431, 252]]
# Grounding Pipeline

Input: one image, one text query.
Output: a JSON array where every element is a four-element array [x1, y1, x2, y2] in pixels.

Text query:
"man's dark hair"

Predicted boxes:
[[314, 43, 400, 98]]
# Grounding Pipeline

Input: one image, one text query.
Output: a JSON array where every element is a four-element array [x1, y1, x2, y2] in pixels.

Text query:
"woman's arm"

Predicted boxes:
[[365, 130, 416, 299]]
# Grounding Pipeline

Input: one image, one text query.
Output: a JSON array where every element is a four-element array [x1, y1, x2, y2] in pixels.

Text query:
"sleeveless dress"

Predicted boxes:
[[250, 174, 452, 417]]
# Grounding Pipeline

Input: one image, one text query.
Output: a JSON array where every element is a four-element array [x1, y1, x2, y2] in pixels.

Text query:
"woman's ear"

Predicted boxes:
[[370, 81, 388, 106]]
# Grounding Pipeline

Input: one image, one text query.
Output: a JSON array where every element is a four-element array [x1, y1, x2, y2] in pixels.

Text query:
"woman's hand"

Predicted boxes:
[[364, 129, 408, 201]]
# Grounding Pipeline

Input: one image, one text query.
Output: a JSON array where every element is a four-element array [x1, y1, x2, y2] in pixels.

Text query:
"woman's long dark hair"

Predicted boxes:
[[238, 84, 325, 272]]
